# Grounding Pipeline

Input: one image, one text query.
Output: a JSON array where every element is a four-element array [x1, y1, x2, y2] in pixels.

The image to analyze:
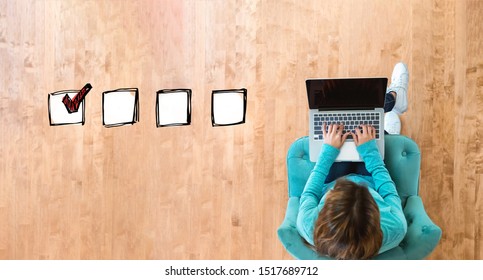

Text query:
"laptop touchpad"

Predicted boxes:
[[336, 142, 362, 162]]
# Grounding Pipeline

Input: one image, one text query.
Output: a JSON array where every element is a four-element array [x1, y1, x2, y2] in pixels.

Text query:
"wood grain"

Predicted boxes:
[[0, 0, 482, 259]]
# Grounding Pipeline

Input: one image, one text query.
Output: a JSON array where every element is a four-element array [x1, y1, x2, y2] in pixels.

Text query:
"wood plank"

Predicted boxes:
[[0, 0, 482, 259]]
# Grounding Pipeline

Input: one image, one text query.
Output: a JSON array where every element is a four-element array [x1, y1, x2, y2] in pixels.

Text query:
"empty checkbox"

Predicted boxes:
[[211, 88, 247, 126], [102, 88, 139, 128], [156, 89, 192, 127]]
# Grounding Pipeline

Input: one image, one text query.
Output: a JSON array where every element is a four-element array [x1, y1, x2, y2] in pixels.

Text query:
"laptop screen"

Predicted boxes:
[[306, 78, 387, 110]]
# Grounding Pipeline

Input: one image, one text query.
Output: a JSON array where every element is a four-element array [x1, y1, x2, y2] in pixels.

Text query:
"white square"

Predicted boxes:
[[212, 89, 247, 126], [103, 88, 139, 127], [48, 90, 85, 126], [156, 89, 191, 127]]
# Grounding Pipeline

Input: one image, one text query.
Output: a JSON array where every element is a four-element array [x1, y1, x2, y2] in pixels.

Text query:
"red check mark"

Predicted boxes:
[[62, 83, 92, 113]]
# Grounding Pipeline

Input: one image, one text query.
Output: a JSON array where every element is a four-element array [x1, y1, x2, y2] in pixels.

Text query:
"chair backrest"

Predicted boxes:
[[286, 135, 421, 206]]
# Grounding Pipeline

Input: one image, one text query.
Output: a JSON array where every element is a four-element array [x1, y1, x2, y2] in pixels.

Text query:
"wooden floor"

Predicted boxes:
[[0, 0, 482, 259]]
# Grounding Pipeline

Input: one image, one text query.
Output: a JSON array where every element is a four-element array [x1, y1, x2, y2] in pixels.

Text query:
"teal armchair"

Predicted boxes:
[[277, 135, 442, 260]]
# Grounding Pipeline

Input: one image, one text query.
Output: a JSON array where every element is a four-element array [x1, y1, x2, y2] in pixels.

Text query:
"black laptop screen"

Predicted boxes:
[[306, 78, 387, 110]]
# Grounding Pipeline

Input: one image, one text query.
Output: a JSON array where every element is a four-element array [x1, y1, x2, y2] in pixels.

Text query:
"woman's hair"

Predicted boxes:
[[313, 178, 382, 259]]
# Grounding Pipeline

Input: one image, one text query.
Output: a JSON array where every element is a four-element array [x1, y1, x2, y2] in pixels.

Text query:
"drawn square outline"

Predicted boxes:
[[156, 89, 192, 127], [211, 88, 247, 127], [102, 88, 139, 128], [48, 90, 85, 126]]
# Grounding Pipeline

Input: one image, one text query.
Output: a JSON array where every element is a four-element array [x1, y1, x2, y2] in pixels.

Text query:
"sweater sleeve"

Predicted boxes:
[[300, 144, 339, 207], [356, 140, 408, 245], [356, 140, 401, 209], [299, 144, 339, 214], [297, 143, 340, 243]]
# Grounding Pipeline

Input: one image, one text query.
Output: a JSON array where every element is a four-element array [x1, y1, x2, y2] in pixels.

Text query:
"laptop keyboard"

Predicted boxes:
[[313, 112, 381, 140]]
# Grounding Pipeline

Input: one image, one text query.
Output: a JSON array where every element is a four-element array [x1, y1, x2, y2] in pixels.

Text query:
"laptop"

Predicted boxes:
[[306, 77, 388, 162]]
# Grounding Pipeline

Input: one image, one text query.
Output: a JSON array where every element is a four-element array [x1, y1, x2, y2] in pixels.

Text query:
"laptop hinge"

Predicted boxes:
[[317, 107, 375, 111]]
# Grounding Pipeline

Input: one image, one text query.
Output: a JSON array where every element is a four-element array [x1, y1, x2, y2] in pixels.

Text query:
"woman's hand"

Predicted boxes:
[[322, 123, 350, 149], [351, 124, 376, 146]]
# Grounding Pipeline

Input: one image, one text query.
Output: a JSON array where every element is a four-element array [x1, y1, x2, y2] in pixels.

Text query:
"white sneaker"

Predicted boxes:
[[387, 62, 409, 115], [384, 111, 401, 134]]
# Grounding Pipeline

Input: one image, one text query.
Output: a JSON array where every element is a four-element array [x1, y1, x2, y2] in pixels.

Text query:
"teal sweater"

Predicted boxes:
[[296, 140, 407, 254]]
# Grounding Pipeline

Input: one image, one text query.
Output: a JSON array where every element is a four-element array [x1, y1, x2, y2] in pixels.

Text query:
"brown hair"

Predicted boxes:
[[313, 178, 382, 259]]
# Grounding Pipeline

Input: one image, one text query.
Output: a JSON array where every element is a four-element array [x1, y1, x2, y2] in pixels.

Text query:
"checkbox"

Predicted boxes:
[[48, 90, 85, 126], [211, 88, 247, 126], [156, 89, 192, 127], [102, 88, 139, 128]]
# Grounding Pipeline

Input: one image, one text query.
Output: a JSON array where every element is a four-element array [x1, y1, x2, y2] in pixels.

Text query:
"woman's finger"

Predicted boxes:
[[332, 124, 339, 135], [338, 123, 344, 135], [351, 131, 358, 145], [355, 125, 363, 136], [342, 132, 350, 143]]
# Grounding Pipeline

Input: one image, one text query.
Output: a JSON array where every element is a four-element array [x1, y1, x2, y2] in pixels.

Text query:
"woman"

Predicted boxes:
[[296, 63, 409, 259]]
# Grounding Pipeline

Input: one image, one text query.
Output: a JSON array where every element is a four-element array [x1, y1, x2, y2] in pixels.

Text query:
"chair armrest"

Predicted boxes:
[[286, 137, 314, 197], [279, 197, 300, 227], [277, 197, 331, 260], [400, 196, 442, 259]]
